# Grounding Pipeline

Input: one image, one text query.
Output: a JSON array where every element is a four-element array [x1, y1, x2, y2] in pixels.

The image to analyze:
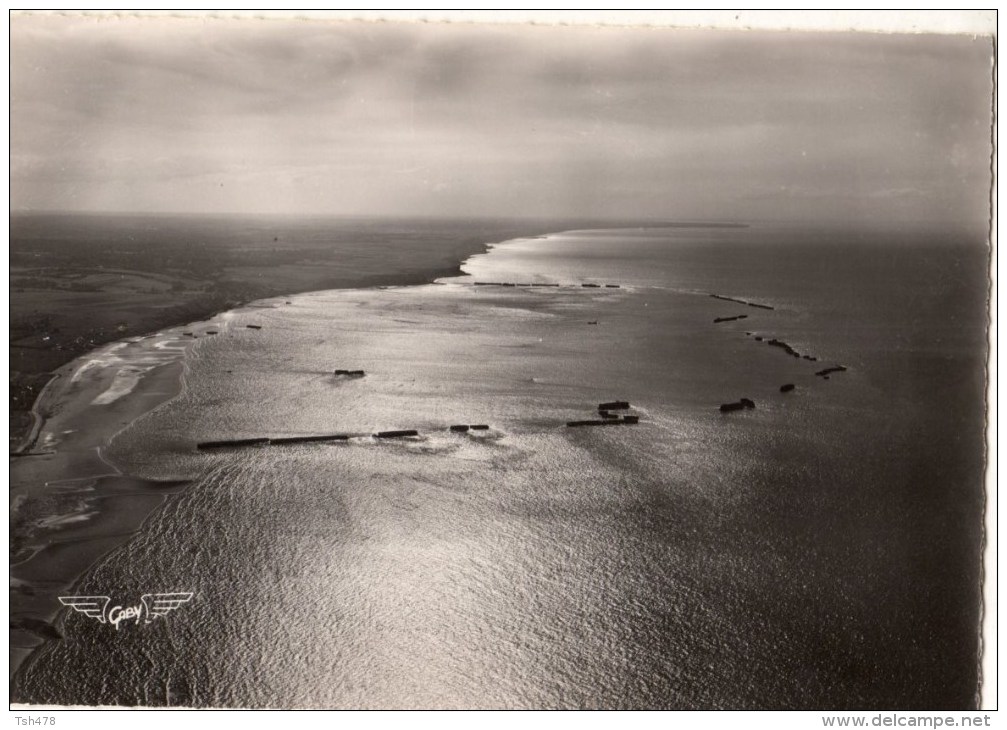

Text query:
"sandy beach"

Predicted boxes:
[[10, 213, 587, 449], [9, 321, 222, 673]]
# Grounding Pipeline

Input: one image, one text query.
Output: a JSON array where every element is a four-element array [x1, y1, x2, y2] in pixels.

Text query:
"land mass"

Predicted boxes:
[[10, 212, 636, 451]]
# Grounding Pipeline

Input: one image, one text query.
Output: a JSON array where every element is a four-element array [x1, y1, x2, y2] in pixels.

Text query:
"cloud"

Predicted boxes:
[[9, 15, 994, 227]]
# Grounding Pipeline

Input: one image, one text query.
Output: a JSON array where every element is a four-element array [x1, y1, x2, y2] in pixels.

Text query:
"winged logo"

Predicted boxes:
[[141, 592, 194, 622], [58, 595, 111, 623], [58, 592, 194, 628]]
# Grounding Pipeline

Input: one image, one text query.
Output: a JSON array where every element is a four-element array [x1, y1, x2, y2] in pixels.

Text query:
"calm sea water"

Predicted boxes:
[[13, 224, 988, 709]]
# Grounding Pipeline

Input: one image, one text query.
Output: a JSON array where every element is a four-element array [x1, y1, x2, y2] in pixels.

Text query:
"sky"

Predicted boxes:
[[9, 14, 995, 227]]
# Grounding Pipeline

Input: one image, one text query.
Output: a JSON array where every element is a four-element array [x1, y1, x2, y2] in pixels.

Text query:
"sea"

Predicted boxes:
[[11, 222, 989, 709]]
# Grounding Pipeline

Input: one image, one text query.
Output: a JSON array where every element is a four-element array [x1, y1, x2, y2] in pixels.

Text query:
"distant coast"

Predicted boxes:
[[11, 214, 748, 451], [9, 214, 591, 451]]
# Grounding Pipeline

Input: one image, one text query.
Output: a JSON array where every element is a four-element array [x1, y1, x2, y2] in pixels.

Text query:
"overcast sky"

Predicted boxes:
[[10, 14, 994, 226]]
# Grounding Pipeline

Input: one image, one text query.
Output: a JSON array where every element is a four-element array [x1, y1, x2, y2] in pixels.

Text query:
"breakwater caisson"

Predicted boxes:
[[707, 281, 854, 413], [472, 282, 619, 289], [374, 429, 420, 439], [710, 293, 775, 310], [12, 224, 986, 709], [199, 423, 496, 449], [568, 400, 641, 427], [720, 398, 756, 413], [816, 365, 848, 377], [766, 338, 802, 359], [750, 336, 819, 363], [197, 437, 270, 449], [598, 400, 630, 410], [195, 405, 648, 446], [567, 417, 638, 427], [199, 435, 352, 449], [269, 434, 351, 445], [720, 310, 850, 411]]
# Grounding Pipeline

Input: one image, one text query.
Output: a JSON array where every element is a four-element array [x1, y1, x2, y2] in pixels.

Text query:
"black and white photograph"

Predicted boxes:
[[8, 10, 996, 713]]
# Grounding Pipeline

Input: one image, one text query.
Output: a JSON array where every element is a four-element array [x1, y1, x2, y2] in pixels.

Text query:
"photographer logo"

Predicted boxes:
[[58, 593, 194, 630]]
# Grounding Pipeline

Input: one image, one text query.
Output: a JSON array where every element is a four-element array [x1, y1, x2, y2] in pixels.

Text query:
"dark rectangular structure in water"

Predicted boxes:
[[598, 401, 630, 410], [374, 429, 420, 438], [269, 434, 351, 445], [197, 437, 270, 449]]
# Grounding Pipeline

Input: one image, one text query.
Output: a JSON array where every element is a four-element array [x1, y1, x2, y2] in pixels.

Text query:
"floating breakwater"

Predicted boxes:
[[374, 429, 419, 439], [710, 293, 775, 310], [197, 437, 270, 449], [568, 400, 641, 427], [598, 400, 630, 410], [566, 418, 638, 427], [199, 423, 498, 450], [269, 434, 351, 445], [815, 365, 848, 377], [720, 398, 756, 413], [471, 282, 619, 289]]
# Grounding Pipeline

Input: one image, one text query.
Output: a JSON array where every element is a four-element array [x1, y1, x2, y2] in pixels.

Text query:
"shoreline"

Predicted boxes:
[[11, 221, 583, 457], [9, 256, 482, 456], [12, 371, 62, 455], [10, 224, 989, 709], [9, 216, 736, 452], [9, 228, 567, 681], [10, 335, 199, 676]]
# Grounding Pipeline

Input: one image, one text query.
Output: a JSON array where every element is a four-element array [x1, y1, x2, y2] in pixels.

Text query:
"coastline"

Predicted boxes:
[[11, 229, 534, 456], [12, 370, 61, 455], [9, 229, 563, 679], [10, 333, 199, 675], [9, 255, 483, 455], [10, 225, 990, 708]]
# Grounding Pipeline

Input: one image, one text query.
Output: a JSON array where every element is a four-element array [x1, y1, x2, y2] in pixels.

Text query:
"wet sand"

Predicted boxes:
[[9, 323, 216, 674], [10, 213, 596, 448]]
